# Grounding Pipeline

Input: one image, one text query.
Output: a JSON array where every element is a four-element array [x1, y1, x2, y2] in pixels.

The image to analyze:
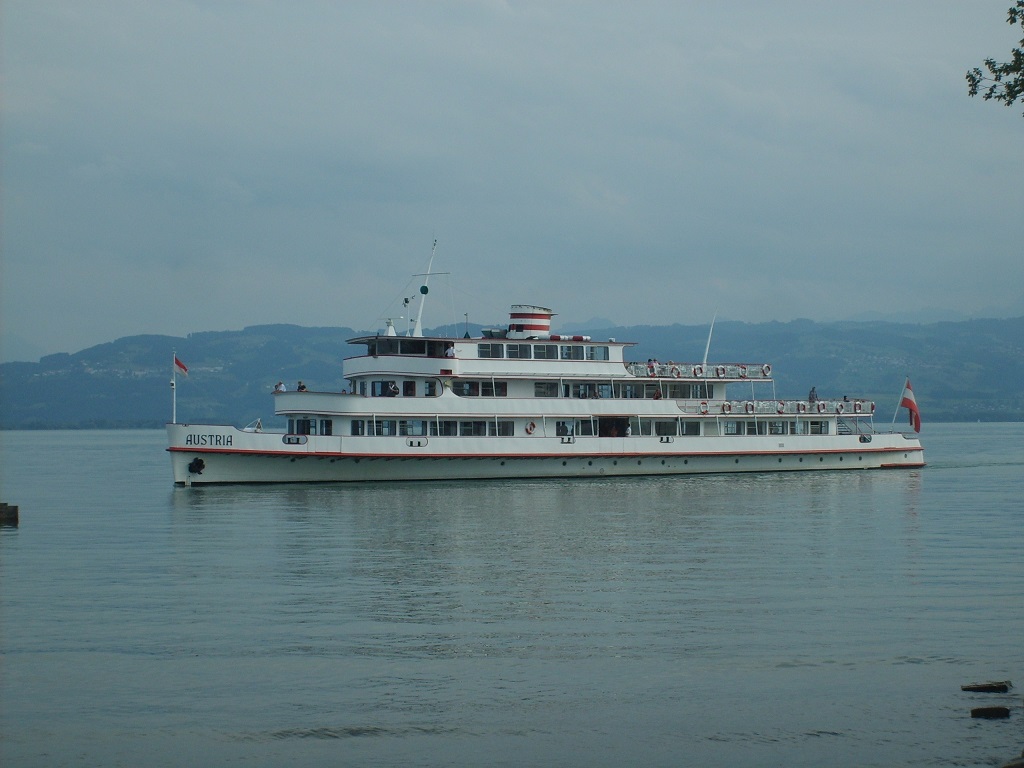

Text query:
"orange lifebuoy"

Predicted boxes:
[[525, 421, 536, 434], [699, 401, 709, 415]]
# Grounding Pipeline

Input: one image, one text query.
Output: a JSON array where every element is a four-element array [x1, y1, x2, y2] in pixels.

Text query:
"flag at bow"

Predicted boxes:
[[900, 378, 921, 433], [174, 356, 188, 376]]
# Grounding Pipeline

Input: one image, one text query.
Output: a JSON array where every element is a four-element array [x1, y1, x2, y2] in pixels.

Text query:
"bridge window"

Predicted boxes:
[[560, 345, 584, 360], [507, 344, 532, 359], [477, 343, 504, 358], [534, 344, 558, 360], [586, 346, 610, 361]]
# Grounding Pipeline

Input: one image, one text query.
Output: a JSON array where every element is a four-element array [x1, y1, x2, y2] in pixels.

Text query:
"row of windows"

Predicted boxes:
[[290, 417, 830, 438], [351, 419, 515, 437], [721, 420, 830, 436], [478, 343, 610, 361]]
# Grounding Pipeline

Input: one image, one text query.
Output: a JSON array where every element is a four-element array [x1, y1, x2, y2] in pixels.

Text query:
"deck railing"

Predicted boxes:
[[626, 362, 773, 379]]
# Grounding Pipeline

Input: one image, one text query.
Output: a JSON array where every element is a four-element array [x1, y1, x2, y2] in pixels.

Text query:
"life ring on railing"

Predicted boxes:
[[853, 402, 863, 413], [692, 364, 704, 377], [870, 402, 876, 413], [777, 401, 785, 414], [715, 365, 727, 378], [797, 402, 807, 413], [739, 365, 748, 378], [762, 364, 772, 377], [817, 401, 827, 413], [671, 366, 681, 378], [525, 421, 536, 435], [699, 401, 709, 415], [721, 402, 732, 414], [836, 402, 846, 414], [744, 401, 755, 414]]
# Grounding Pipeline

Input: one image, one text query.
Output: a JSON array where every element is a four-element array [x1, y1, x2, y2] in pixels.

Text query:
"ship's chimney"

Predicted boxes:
[[507, 305, 554, 339]]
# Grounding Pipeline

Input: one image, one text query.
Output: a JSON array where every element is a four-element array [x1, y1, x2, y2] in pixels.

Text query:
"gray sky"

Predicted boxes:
[[3, 1, 1022, 361]]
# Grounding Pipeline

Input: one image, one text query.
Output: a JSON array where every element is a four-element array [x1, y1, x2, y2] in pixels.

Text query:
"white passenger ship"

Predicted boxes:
[[167, 304, 925, 485]]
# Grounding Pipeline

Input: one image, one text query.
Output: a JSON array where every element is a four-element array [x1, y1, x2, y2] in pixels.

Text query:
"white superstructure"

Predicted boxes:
[[167, 304, 925, 485]]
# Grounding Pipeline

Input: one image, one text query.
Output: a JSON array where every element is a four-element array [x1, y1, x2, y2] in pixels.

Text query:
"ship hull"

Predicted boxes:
[[167, 423, 924, 485]]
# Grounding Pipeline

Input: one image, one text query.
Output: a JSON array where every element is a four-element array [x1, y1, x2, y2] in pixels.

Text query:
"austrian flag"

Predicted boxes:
[[174, 356, 189, 376], [900, 378, 921, 433]]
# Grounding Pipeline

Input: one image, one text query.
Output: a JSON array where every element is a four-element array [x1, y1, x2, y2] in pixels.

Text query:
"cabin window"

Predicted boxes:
[[534, 344, 558, 360], [430, 420, 458, 436], [810, 421, 829, 435], [403, 381, 416, 397], [400, 420, 428, 436], [350, 420, 365, 436], [577, 419, 596, 436], [629, 418, 653, 436], [320, 419, 333, 436], [665, 383, 688, 399], [359, 381, 367, 396], [681, 421, 700, 436], [534, 382, 558, 398], [560, 345, 584, 360], [369, 419, 397, 436], [723, 420, 742, 436], [790, 421, 808, 435], [768, 421, 786, 435], [654, 420, 678, 436], [480, 381, 508, 397], [489, 420, 515, 436], [555, 420, 574, 436], [372, 380, 400, 397], [746, 421, 767, 435], [586, 346, 610, 361], [452, 381, 481, 397], [507, 344, 532, 359], [460, 420, 489, 436], [477, 343, 504, 358], [616, 382, 643, 399], [291, 418, 315, 435], [424, 381, 438, 396]]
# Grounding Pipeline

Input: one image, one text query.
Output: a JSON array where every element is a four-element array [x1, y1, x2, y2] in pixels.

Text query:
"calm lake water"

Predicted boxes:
[[1, 424, 1022, 767]]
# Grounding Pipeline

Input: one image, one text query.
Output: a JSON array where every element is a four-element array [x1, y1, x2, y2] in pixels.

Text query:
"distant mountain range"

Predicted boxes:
[[1, 316, 1021, 429]]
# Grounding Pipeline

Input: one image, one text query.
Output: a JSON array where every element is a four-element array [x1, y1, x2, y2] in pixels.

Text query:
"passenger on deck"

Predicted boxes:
[[808, 387, 817, 402], [297, 381, 307, 391], [445, 344, 456, 358], [274, 381, 286, 393]]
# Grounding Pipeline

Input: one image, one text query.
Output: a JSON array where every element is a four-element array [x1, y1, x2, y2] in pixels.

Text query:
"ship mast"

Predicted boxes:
[[410, 239, 437, 337]]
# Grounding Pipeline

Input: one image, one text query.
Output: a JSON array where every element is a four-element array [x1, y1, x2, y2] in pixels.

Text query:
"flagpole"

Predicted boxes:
[[171, 350, 177, 424]]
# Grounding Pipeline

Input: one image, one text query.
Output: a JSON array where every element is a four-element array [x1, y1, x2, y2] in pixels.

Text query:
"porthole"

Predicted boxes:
[[799, 457, 803, 463], [637, 460, 642, 465], [735, 458, 739, 464], [588, 460, 593, 466], [661, 459, 666, 465], [562, 460, 568, 466], [684, 459, 688, 465], [819, 457, 824, 462]]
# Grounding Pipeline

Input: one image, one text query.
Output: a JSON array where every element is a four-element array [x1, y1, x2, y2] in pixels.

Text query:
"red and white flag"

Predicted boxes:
[[174, 356, 189, 376], [900, 378, 921, 433]]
